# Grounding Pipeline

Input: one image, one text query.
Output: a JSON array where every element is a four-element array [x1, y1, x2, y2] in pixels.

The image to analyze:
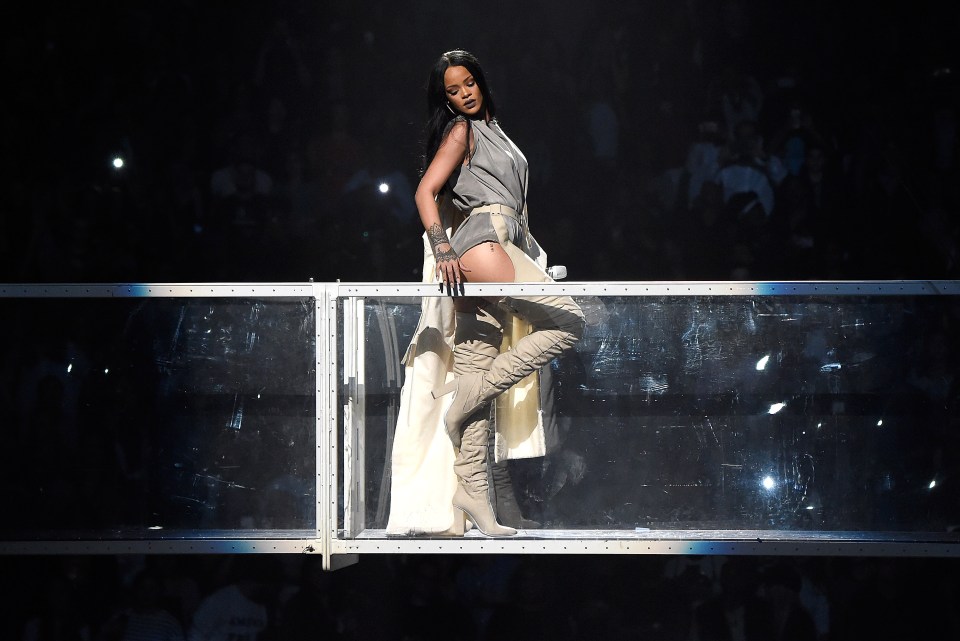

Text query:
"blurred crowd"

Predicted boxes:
[[2, 1, 959, 284], [3, 552, 958, 641]]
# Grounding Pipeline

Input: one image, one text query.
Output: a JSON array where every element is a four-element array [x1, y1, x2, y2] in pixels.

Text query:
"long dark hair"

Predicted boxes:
[[421, 49, 497, 175]]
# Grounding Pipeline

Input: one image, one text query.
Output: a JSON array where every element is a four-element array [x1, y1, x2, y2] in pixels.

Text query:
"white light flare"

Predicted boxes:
[[768, 402, 786, 415], [756, 354, 770, 371], [762, 476, 776, 491]]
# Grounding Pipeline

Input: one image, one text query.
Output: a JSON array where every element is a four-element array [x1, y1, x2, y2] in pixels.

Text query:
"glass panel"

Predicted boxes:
[[360, 294, 960, 535], [1, 297, 316, 539], [353, 298, 422, 531]]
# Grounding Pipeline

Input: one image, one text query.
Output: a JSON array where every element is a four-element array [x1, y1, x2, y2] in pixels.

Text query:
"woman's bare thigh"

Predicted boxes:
[[454, 241, 514, 313], [460, 241, 514, 282]]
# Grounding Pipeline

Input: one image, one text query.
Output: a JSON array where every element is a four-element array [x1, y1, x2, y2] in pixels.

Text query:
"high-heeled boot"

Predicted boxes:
[[433, 293, 585, 439], [453, 407, 517, 536]]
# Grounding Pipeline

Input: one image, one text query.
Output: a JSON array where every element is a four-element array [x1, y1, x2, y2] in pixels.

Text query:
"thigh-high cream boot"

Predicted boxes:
[[434, 293, 585, 442], [445, 308, 503, 449], [449, 308, 516, 537]]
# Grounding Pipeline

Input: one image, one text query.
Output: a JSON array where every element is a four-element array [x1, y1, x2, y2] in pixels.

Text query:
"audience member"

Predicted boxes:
[[204, 131, 276, 279], [273, 556, 334, 641], [768, 102, 828, 178], [689, 556, 776, 641], [714, 119, 786, 223], [759, 560, 818, 641], [709, 62, 765, 145], [21, 574, 95, 641], [186, 557, 276, 641], [148, 557, 202, 632], [711, 120, 787, 276], [96, 570, 185, 641], [774, 142, 845, 277], [683, 117, 725, 212]]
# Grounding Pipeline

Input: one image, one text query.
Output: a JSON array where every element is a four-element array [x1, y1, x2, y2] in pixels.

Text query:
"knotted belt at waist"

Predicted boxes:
[[467, 203, 521, 221], [464, 203, 532, 251]]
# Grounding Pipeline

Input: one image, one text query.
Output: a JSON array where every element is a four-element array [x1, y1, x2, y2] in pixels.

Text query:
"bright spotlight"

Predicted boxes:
[[929, 479, 937, 490], [378, 182, 390, 194], [768, 402, 786, 415], [756, 354, 770, 371], [112, 157, 125, 169], [762, 476, 776, 490]]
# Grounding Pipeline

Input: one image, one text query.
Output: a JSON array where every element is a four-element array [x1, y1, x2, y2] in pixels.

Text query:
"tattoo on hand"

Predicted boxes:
[[435, 246, 458, 263]]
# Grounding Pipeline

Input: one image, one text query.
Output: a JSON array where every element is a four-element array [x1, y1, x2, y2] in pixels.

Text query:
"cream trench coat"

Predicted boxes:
[[385, 198, 550, 535]]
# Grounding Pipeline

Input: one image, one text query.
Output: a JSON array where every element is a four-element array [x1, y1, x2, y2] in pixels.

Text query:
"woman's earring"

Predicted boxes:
[[446, 103, 456, 115]]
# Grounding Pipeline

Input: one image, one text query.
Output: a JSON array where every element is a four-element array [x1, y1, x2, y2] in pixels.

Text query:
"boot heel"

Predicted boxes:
[[453, 486, 517, 537], [432, 379, 457, 400]]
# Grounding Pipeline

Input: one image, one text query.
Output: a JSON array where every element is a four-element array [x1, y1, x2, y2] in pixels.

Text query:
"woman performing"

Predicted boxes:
[[386, 50, 584, 537]]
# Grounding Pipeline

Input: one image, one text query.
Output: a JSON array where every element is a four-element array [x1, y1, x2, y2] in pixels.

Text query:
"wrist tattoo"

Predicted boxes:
[[427, 223, 450, 254]]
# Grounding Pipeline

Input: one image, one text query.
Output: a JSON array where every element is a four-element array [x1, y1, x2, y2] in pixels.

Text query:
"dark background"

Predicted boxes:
[[3, 0, 960, 283], [2, 1, 960, 640]]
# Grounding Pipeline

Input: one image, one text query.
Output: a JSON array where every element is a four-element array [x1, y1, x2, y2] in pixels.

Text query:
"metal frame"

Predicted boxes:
[[318, 283, 359, 570], [328, 280, 960, 565], [334, 279, 960, 298], [332, 532, 958, 559], [1, 281, 958, 565], [341, 296, 366, 538], [0, 283, 321, 557]]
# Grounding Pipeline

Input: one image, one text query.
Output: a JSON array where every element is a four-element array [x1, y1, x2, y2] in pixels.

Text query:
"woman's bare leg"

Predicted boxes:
[[454, 241, 515, 313], [446, 240, 518, 536]]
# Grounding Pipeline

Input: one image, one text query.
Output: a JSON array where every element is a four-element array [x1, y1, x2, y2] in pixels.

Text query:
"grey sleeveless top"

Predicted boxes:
[[446, 117, 528, 215]]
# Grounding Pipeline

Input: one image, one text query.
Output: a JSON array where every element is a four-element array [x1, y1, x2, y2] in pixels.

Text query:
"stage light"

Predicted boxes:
[[877, 419, 883, 427], [929, 479, 937, 489], [379, 182, 390, 194], [762, 476, 776, 490], [755, 354, 770, 371], [768, 402, 786, 415], [112, 156, 124, 169]]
